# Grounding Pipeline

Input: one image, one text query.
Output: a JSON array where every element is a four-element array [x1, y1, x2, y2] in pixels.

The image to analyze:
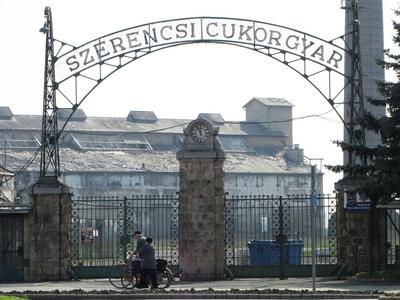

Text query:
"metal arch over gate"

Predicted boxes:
[[38, 4, 364, 179]]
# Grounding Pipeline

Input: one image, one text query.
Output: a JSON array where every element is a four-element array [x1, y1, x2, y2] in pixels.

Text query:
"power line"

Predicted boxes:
[[225, 105, 342, 125], [0, 146, 41, 185]]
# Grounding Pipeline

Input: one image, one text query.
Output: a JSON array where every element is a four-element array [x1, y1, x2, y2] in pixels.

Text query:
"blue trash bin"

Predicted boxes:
[[247, 239, 304, 266], [247, 240, 278, 266], [285, 240, 304, 265]]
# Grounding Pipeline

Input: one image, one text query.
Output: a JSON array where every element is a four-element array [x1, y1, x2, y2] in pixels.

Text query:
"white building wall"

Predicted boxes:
[[224, 173, 323, 196], [62, 171, 322, 198], [245, 101, 293, 146]]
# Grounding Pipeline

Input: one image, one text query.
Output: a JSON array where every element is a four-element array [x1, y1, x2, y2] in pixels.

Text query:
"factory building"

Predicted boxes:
[[0, 98, 323, 200]]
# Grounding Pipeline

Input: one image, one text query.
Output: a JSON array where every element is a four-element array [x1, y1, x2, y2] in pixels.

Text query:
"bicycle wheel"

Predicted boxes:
[[121, 265, 136, 289], [156, 268, 172, 289], [108, 264, 124, 289]]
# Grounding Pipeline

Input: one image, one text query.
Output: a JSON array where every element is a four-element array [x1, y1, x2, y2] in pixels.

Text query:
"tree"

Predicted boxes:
[[327, 10, 400, 204]]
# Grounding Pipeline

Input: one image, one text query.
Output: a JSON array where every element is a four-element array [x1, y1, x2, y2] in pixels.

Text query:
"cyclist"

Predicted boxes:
[[136, 237, 158, 289]]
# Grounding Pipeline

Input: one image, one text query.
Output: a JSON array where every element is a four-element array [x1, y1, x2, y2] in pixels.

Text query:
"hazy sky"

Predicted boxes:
[[0, 0, 399, 192]]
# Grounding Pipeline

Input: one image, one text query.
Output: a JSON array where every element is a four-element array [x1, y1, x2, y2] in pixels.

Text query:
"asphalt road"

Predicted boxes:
[[0, 277, 399, 299]]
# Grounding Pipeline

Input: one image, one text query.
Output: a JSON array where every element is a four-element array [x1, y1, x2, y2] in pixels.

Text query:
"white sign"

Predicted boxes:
[[55, 17, 345, 83], [344, 190, 370, 211]]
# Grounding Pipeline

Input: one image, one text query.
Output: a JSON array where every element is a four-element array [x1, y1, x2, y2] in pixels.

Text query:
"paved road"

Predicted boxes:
[[0, 277, 398, 299], [0, 277, 398, 292]]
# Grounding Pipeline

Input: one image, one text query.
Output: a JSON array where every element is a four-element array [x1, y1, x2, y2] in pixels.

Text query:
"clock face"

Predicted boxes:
[[190, 123, 211, 143]]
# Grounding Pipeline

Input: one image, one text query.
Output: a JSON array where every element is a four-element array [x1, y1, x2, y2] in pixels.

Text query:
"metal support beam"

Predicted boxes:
[[346, 0, 366, 167], [39, 7, 60, 182]]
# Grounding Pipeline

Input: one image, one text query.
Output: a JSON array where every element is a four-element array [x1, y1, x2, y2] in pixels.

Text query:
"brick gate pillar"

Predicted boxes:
[[24, 178, 71, 281], [335, 177, 387, 273], [177, 118, 225, 280]]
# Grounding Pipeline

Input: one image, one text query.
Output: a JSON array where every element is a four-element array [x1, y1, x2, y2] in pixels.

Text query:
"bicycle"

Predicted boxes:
[[120, 258, 173, 289], [108, 262, 125, 289]]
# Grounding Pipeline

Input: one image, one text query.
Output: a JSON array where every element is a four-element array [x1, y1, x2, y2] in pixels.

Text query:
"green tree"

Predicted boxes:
[[328, 10, 400, 204]]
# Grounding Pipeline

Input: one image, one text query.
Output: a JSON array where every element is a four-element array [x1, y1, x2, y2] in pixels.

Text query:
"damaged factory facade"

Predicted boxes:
[[0, 97, 322, 200]]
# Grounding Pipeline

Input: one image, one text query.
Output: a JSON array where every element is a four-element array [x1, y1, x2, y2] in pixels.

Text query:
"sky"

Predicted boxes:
[[0, 0, 399, 193]]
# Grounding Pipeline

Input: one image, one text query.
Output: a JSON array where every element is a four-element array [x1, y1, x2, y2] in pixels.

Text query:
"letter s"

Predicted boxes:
[[66, 55, 79, 72], [176, 23, 188, 39]]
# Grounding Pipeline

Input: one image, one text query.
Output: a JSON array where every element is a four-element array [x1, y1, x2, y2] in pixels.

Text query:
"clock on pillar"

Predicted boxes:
[[177, 118, 226, 280], [190, 121, 211, 143], [181, 118, 222, 153]]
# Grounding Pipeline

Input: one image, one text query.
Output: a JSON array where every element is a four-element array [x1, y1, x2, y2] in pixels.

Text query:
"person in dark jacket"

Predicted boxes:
[[137, 237, 158, 288], [133, 231, 147, 255], [127, 231, 147, 275]]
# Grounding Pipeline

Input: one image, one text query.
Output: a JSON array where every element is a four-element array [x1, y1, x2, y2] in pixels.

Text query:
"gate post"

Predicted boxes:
[[177, 119, 225, 280], [335, 178, 386, 273], [24, 179, 71, 281]]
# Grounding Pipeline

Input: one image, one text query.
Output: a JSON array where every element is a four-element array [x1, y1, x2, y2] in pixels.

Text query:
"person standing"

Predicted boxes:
[[137, 237, 158, 289], [132, 231, 146, 255], [127, 231, 147, 274]]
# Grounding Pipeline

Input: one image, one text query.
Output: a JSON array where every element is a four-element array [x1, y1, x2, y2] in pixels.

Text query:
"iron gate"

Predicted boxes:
[[70, 195, 179, 278], [70, 193, 338, 278], [225, 194, 338, 277], [0, 215, 24, 281]]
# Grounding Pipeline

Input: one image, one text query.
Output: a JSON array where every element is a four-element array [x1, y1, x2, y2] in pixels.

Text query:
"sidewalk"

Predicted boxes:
[[0, 277, 399, 298]]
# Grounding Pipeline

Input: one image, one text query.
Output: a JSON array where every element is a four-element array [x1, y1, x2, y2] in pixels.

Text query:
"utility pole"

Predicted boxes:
[[310, 165, 317, 292]]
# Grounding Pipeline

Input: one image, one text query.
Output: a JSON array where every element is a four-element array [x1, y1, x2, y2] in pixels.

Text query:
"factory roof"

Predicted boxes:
[[4, 149, 310, 174], [0, 114, 285, 137]]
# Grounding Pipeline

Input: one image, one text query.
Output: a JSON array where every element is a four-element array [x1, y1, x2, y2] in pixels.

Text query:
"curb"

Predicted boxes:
[[15, 293, 381, 299]]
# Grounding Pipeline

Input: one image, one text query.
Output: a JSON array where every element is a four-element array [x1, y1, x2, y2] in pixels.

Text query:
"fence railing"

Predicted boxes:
[[70, 195, 180, 268], [225, 194, 337, 266], [70, 193, 338, 271]]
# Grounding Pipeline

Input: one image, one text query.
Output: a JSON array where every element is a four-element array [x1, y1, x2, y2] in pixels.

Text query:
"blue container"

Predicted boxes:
[[247, 240, 304, 266], [247, 240, 278, 266], [285, 240, 304, 265]]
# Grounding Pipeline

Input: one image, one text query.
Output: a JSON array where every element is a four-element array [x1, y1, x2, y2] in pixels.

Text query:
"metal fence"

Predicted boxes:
[[386, 208, 400, 265], [225, 194, 337, 267], [70, 195, 179, 271], [70, 193, 338, 277]]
